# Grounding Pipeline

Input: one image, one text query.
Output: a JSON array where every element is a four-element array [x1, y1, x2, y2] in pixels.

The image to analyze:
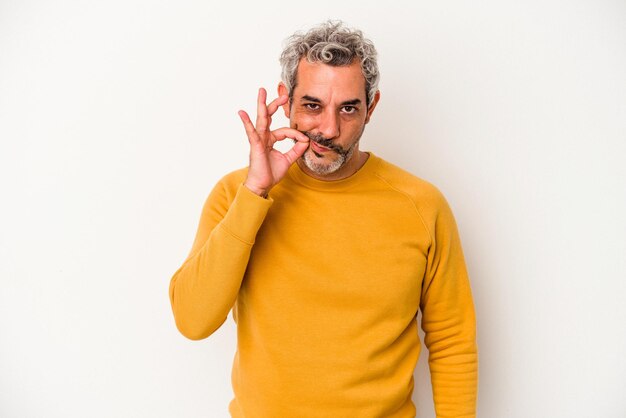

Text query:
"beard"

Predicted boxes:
[[299, 131, 358, 176]]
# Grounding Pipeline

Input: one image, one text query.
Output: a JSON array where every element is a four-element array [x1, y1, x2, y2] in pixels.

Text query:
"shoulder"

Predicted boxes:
[[372, 155, 449, 212], [370, 155, 459, 245]]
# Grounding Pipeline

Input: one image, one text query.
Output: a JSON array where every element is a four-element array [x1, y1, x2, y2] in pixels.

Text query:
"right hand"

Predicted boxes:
[[238, 88, 310, 197]]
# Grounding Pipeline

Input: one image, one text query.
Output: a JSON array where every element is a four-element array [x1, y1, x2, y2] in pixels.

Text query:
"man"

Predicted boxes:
[[169, 20, 478, 418]]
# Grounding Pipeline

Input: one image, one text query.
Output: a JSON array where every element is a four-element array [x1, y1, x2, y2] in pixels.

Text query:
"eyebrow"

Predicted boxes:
[[300, 95, 362, 106]]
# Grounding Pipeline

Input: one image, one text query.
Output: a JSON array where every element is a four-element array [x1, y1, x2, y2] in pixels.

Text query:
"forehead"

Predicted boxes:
[[294, 58, 366, 101]]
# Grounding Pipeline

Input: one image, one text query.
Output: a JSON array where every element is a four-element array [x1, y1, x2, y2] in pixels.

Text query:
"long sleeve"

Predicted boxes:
[[419, 190, 478, 418], [169, 179, 273, 340]]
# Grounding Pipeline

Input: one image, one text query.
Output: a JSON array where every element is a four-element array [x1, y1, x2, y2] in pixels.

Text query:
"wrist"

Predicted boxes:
[[243, 181, 269, 198]]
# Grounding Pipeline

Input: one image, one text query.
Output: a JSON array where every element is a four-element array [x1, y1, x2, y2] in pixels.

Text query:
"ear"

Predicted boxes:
[[278, 82, 290, 118], [365, 90, 381, 124]]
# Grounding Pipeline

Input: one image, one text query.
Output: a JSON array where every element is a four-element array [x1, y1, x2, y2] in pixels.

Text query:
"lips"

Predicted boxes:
[[311, 141, 331, 153]]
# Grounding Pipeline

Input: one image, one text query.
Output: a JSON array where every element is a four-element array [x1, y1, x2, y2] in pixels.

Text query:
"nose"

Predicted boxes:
[[318, 108, 340, 139]]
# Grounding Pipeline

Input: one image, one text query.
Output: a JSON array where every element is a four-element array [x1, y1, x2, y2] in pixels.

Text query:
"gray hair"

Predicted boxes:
[[279, 20, 379, 108]]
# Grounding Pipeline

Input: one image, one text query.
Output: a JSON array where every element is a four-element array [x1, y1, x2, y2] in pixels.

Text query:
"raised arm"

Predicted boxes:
[[168, 88, 309, 340], [420, 189, 478, 417], [168, 178, 272, 340]]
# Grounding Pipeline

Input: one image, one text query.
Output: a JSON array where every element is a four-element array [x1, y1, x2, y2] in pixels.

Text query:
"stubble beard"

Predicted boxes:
[[299, 131, 359, 176]]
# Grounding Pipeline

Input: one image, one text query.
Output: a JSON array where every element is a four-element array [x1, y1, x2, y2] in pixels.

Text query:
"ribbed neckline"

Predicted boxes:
[[287, 152, 380, 191]]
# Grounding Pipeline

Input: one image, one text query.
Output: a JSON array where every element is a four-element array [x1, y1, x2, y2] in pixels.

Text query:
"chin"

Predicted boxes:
[[302, 145, 356, 176]]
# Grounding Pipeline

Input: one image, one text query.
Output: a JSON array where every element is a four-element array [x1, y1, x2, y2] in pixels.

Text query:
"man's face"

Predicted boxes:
[[279, 58, 379, 178]]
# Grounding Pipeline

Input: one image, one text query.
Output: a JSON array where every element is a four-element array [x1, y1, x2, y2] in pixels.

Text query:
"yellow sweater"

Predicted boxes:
[[169, 152, 478, 417]]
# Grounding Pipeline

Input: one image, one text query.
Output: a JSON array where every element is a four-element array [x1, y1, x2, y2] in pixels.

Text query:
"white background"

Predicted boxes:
[[1, 0, 625, 417]]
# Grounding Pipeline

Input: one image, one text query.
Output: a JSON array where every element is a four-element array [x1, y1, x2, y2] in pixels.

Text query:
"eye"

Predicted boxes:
[[341, 106, 357, 114], [304, 103, 320, 110]]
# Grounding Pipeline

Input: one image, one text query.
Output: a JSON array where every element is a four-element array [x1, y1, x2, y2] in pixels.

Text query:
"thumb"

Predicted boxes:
[[282, 141, 310, 165]]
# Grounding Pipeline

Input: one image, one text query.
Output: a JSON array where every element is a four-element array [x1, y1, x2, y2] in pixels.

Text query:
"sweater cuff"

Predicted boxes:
[[220, 183, 273, 244]]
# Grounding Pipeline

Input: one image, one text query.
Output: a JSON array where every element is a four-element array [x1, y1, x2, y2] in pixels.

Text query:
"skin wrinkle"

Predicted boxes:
[[278, 58, 380, 181], [280, 21, 379, 109]]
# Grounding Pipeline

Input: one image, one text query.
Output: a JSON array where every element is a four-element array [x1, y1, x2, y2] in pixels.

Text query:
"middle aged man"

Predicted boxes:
[[169, 20, 478, 418]]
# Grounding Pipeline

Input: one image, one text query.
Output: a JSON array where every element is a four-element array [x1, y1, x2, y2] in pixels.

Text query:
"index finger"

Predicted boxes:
[[271, 127, 310, 144], [238, 110, 260, 144]]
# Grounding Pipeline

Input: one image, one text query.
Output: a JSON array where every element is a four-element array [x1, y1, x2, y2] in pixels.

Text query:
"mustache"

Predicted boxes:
[[301, 131, 346, 155]]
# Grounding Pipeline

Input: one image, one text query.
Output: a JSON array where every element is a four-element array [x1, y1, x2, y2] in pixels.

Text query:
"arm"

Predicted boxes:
[[169, 88, 309, 340], [168, 180, 272, 340], [420, 190, 478, 418]]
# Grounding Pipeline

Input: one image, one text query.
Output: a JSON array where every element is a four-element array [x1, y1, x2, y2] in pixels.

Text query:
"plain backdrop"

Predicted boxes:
[[1, 0, 625, 417]]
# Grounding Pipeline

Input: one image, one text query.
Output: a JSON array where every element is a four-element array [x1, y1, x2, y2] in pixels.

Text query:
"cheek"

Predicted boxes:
[[290, 112, 318, 129], [343, 119, 365, 135]]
